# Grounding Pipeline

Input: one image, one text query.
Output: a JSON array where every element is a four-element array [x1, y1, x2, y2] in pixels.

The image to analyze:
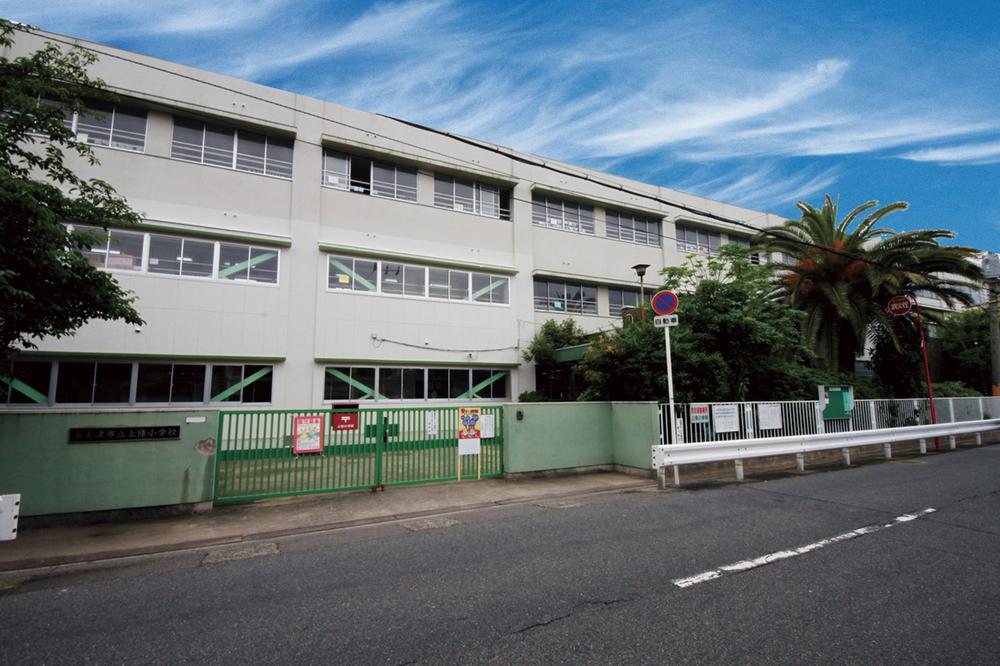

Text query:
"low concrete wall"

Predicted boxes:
[[0, 410, 217, 517], [504, 401, 658, 475]]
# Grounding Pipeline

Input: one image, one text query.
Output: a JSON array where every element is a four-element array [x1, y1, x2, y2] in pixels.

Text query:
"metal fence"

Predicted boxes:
[[215, 405, 504, 504], [660, 397, 1000, 445]]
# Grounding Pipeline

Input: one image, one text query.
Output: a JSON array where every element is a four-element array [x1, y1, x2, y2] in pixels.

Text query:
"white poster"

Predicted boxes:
[[712, 404, 740, 433], [758, 403, 783, 431], [425, 412, 439, 437], [480, 414, 495, 439], [458, 438, 481, 455]]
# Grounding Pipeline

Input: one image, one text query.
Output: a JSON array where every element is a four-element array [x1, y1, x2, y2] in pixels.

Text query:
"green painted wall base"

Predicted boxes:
[[0, 410, 218, 517], [503, 402, 658, 474]]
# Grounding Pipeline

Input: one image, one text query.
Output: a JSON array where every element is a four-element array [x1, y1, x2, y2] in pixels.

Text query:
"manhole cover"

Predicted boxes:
[[401, 516, 459, 531], [202, 541, 279, 565]]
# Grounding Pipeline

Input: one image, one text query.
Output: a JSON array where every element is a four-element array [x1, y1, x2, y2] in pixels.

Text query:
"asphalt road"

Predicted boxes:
[[3, 446, 1000, 664]]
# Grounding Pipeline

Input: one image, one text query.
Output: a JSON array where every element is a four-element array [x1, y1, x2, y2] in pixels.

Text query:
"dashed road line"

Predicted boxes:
[[673, 508, 937, 588]]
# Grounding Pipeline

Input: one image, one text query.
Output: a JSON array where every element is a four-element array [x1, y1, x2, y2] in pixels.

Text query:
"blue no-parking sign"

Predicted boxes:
[[651, 290, 679, 315]]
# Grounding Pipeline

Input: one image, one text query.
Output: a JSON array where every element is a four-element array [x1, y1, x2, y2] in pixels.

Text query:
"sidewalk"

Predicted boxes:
[[0, 472, 654, 573]]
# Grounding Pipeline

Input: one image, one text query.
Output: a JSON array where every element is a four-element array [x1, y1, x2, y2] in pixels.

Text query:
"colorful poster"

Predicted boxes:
[[293, 415, 324, 454], [758, 403, 783, 431], [458, 407, 481, 455], [690, 404, 710, 424], [712, 404, 740, 433]]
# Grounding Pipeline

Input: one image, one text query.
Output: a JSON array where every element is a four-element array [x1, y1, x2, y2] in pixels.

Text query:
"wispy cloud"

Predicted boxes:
[[677, 165, 841, 210], [897, 140, 1000, 165]]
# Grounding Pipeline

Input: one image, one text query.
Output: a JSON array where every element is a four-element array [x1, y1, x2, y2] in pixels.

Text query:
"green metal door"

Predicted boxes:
[[214, 405, 504, 504]]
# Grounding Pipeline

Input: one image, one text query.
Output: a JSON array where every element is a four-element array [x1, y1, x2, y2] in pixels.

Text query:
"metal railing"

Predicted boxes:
[[660, 397, 1000, 445]]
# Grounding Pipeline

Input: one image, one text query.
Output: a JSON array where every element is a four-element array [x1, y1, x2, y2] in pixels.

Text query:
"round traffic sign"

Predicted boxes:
[[885, 294, 912, 316], [651, 289, 679, 315]]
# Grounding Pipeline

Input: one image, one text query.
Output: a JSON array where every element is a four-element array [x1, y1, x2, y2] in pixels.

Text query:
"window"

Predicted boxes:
[[532, 195, 595, 234], [725, 236, 761, 264], [533, 279, 597, 314], [45, 99, 148, 151], [326, 255, 510, 305], [433, 176, 511, 220], [676, 224, 720, 256], [171, 117, 293, 178], [322, 149, 416, 202], [609, 288, 641, 317], [1, 361, 52, 405], [606, 210, 661, 247], [67, 225, 280, 285], [323, 366, 508, 401], [3, 360, 272, 407]]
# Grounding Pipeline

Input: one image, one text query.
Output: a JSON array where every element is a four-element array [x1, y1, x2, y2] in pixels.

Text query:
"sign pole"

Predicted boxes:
[[665, 324, 676, 446], [913, 298, 939, 450]]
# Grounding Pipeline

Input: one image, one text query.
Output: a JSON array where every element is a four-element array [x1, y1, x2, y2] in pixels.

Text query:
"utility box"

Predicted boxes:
[[819, 385, 854, 420], [0, 494, 20, 541]]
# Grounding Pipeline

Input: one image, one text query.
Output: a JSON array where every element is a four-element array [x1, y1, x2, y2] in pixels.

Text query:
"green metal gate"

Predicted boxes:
[[213, 405, 504, 504]]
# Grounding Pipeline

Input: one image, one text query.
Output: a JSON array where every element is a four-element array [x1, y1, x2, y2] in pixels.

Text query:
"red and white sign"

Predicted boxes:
[[332, 412, 359, 431], [292, 415, 324, 454], [651, 290, 679, 316], [885, 295, 913, 316]]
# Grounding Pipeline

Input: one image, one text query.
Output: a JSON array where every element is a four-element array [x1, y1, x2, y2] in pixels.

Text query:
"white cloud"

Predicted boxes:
[[677, 165, 841, 210], [897, 140, 1000, 165]]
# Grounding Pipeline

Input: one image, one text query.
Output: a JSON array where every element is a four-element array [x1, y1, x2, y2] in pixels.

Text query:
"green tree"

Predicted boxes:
[[0, 20, 143, 364], [868, 318, 925, 398], [756, 195, 982, 373], [521, 319, 588, 400], [580, 246, 832, 402], [936, 307, 991, 394]]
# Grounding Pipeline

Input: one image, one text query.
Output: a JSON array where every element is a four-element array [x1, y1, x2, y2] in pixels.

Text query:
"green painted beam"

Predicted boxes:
[[553, 343, 591, 363], [319, 242, 518, 276], [218, 251, 278, 279], [457, 371, 507, 399], [471, 278, 507, 301], [0, 375, 48, 404], [211, 366, 272, 402], [329, 257, 376, 292], [325, 367, 385, 400]]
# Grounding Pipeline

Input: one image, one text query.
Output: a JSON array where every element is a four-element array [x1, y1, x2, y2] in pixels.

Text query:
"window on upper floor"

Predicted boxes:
[[433, 175, 511, 220], [35, 98, 148, 151], [608, 288, 641, 317], [67, 224, 280, 285], [606, 210, 661, 247], [725, 236, 761, 264], [322, 149, 417, 202], [1, 359, 272, 406], [327, 254, 509, 305], [171, 117, 293, 178], [676, 224, 720, 256], [531, 195, 595, 235], [533, 279, 597, 315]]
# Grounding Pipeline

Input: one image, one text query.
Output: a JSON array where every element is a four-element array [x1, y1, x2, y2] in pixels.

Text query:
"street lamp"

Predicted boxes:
[[631, 264, 650, 321]]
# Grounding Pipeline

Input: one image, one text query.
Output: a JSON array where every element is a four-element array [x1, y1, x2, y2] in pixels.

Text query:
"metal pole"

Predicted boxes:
[[913, 299, 939, 450], [639, 274, 646, 321], [989, 278, 1000, 397], [665, 325, 676, 446]]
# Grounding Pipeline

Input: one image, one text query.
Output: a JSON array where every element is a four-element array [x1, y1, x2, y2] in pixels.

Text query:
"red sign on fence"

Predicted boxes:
[[885, 295, 913, 316], [332, 412, 359, 431]]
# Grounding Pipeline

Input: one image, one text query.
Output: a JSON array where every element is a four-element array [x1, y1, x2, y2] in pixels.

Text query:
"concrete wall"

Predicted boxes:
[[0, 410, 217, 517], [504, 402, 658, 474]]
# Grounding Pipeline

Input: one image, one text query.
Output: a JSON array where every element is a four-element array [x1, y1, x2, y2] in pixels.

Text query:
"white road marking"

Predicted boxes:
[[673, 508, 936, 589]]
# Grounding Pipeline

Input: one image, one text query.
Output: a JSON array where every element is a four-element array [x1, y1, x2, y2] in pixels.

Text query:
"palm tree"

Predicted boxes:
[[755, 195, 983, 373]]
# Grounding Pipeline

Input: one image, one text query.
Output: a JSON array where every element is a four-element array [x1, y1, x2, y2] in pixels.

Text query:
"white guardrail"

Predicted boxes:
[[652, 418, 1000, 488]]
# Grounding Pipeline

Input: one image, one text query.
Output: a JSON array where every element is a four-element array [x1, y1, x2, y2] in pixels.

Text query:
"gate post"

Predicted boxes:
[[373, 410, 385, 491]]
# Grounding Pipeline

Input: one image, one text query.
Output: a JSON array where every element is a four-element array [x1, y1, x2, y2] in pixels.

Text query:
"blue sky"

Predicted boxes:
[[3, 0, 998, 250]]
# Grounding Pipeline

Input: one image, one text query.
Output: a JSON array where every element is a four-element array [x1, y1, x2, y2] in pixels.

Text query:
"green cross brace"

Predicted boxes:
[[325, 367, 385, 400], [330, 258, 376, 292], [218, 251, 278, 279], [471, 278, 506, 301], [0, 375, 48, 404], [457, 371, 507, 399], [211, 366, 272, 402]]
